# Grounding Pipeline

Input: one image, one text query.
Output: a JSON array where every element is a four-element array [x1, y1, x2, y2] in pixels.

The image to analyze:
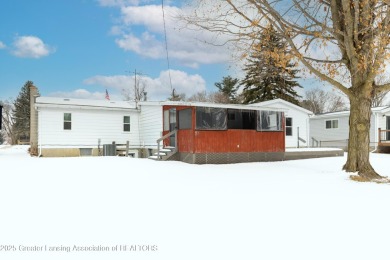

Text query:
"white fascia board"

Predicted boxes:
[[376, 106, 390, 114], [36, 103, 139, 112], [158, 101, 288, 112], [249, 99, 314, 115], [311, 111, 350, 119]]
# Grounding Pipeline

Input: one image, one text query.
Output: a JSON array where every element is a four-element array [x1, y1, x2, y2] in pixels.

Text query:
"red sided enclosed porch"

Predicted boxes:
[[161, 103, 285, 164]]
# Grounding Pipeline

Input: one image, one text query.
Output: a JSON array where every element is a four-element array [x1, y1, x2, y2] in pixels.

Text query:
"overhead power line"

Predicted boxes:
[[161, 0, 173, 93]]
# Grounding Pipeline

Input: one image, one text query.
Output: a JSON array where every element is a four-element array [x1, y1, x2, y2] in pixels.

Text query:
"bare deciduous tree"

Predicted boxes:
[[0, 99, 16, 144], [372, 89, 390, 107], [184, 0, 390, 180], [187, 91, 211, 102], [371, 76, 390, 107], [301, 88, 347, 114], [185, 91, 224, 103], [122, 71, 148, 102], [212, 92, 233, 104]]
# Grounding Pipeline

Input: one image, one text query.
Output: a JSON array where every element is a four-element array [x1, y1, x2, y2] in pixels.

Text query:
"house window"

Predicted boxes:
[[325, 119, 338, 129], [257, 111, 283, 131], [286, 117, 293, 136], [64, 113, 71, 130], [195, 107, 227, 130], [227, 109, 257, 129], [123, 116, 130, 132], [178, 108, 192, 130]]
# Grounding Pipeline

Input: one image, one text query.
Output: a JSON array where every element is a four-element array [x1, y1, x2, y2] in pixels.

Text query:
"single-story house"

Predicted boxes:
[[32, 96, 142, 157], [30, 87, 288, 163], [309, 106, 390, 150], [248, 99, 314, 148]]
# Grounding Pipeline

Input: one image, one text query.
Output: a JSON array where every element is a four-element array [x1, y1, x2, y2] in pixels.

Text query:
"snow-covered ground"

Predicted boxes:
[[1, 145, 390, 260]]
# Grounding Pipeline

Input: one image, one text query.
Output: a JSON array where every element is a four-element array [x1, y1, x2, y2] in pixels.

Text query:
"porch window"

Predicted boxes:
[[123, 116, 130, 132], [64, 113, 72, 130], [163, 110, 170, 131], [257, 111, 283, 131], [285, 117, 293, 136], [325, 119, 338, 129], [178, 108, 192, 130], [227, 109, 256, 129], [195, 107, 227, 130]]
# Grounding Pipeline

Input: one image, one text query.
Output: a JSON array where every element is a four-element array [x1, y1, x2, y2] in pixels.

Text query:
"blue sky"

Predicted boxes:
[[0, 0, 325, 102], [0, 0, 237, 101]]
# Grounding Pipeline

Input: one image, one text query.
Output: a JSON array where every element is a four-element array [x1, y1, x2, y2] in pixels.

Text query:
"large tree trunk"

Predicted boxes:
[[343, 96, 383, 180]]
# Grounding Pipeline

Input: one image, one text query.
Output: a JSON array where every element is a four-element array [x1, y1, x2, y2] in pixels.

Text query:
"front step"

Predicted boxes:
[[159, 148, 172, 153], [148, 146, 176, 161]]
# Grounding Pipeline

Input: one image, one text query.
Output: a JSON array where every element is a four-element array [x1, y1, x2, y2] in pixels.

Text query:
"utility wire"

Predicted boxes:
[[161, 0, 173, 93]]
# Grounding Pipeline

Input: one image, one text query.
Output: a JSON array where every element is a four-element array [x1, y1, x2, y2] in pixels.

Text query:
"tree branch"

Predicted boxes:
[[303, 56, 348, 64], [377, 83, 390, 92]]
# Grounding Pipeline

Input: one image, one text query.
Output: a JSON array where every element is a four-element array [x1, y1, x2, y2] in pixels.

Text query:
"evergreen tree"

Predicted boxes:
[[12, 81, 37, 141], [214, 76, 239, 103], [241, 25, 302, 105]]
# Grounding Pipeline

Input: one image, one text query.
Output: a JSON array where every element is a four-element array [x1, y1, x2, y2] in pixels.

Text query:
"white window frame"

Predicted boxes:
[[325, 119, 338, 129], [285, 117, 293, 136], [123, 116, 130, 132], [64, 113, 72, 130]]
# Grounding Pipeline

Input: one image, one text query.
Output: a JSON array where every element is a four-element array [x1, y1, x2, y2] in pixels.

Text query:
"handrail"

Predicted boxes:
[[378, 128, 390, 143], [298, 137, 306, 144], [157, 129, 177, 160], [157, 129, 177, 142], [311, 137, 319, 147]]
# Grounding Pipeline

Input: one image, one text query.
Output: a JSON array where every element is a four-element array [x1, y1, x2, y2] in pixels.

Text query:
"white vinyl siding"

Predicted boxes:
[[38, 108, 140, 147], [311, 113, 379, 147], [310, 115, 349, 146], [139, 104, 163, 148], [377, 114, 388, 131], [370, 114, 376, 146]]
